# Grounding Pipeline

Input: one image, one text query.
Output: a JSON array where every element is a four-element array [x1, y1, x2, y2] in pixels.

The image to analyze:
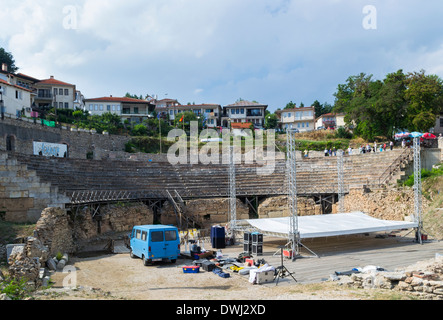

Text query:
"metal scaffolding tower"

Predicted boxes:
[[229, 145, 237, 236], [337, 149, 345, 213], [413, 137, 423, 244], [286, 130, 300, 260]]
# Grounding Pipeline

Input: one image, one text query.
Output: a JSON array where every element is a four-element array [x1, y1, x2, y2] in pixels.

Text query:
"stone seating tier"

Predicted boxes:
[[11, 149, 409, 202]]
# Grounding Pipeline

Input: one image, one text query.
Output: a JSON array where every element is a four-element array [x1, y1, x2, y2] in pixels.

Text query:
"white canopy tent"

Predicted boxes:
[[243, 212, 418, 240]]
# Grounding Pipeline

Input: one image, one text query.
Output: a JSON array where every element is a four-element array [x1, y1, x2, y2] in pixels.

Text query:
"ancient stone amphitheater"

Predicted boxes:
[[0, 147, 413, 228]]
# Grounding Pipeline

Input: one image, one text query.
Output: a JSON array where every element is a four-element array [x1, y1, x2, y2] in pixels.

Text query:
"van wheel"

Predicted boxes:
[[130, 250, 136, 259], [143, 256, 152, 266], [170, 259, 176, 264]]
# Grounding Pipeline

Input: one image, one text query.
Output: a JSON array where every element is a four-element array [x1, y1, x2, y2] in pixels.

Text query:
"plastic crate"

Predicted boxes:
[[183, 266, 200, 273]]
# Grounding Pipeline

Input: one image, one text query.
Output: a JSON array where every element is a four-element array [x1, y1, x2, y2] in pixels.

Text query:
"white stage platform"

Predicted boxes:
[[243, 212, 419, 239]]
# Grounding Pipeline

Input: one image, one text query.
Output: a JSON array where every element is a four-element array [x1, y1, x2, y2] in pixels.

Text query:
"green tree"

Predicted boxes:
[[0, 47, 18, 73], [125, 93, 143, 100], [174, 111, 201, 130], [313, 100, 333, 118], [265, 113, 279, 129], [284, 101, 296, 109], [131, 124, 148, 136], [333, 70, 443, 139], [404, 70, 443, 132]]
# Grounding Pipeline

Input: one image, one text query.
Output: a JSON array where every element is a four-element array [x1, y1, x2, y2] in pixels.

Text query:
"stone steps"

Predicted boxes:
[[7, 149, 410, 204]]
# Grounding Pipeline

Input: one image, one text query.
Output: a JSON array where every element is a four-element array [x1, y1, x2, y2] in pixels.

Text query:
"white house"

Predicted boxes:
[[0, 78, 33, 118], [85, 96, 155, 124], [221, 100, 268, 128], [276, 106, 315, 132], [167, 103, 221, 128], [34, 76, 76, 111], [315, 113, 346, 130]]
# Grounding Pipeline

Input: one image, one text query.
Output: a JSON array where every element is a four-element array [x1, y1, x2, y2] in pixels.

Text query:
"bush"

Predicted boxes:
[[403, 166, 443, 187], [294, 139, 350, 151], [1, 277, 29, 300], [336, 127, 353, 139], [131, 124, 148, 136]]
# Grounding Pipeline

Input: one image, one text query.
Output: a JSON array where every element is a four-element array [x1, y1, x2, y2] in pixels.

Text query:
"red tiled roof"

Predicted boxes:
[[38, 78, 74, 86], [231, 122, 253, 129], [85, 96, 150, 104], [16, 73, 40, 82], [0, 79, 33, 93], [275, 106, 314, 113], [227, 100, 267, 107], [170, 104, 221, 108]]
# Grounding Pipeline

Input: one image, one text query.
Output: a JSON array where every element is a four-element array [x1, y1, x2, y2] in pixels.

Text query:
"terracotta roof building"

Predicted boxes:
[[221, 100, 268, 129], [85, 96, 155, 124]]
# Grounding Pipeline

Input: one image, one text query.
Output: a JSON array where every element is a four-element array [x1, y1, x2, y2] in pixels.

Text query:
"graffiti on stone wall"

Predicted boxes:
[[33, 141, 68, 158]]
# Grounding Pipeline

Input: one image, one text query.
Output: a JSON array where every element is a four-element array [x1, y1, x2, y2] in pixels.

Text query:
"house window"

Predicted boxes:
[[64, 89, 69, 95], [94, 104, 98, 111], [54, 88, 58, 96], [134, 107, 139, 114], [241, 108, 244, 114], [440, 118, 443, 127], [112, 105, 115, 111], [107, 105, 111, 111], [64, 102, 69, 109], [117, 105, 121, 111], [89, 104, 93, 111], [99, 105, 103, 111], [288, 112, 291, 117], [59, 88, 63, 95], [59, 102, 63, 108]]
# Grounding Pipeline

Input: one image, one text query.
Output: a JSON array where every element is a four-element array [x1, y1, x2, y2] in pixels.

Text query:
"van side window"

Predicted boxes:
[[136, 230, 141, 240], [165, 230, 177, 241], [141, 231, 147, 241], [151, 231, 164, 242]]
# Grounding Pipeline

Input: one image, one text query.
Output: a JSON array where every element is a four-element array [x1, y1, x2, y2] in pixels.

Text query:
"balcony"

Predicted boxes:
[[36, 92, 54, 101]]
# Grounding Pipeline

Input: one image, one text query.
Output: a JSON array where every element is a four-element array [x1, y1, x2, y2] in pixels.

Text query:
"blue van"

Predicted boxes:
[[129, 225, 181, 266]]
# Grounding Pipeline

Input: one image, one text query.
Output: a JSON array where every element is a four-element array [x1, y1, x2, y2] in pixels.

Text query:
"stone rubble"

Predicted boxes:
[[5, 234, 70, 294], [332, 255, 443, 300]]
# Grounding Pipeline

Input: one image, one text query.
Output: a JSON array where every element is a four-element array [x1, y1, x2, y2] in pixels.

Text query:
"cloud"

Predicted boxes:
[[1, 0, 443, 111]]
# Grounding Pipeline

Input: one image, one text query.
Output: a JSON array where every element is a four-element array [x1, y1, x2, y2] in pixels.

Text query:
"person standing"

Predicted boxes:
[[390, 141, 394, 151]]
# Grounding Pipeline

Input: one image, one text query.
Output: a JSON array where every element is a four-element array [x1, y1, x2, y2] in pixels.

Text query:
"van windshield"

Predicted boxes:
[[151, 231, 164, 242], [165, 230, 177, 241]]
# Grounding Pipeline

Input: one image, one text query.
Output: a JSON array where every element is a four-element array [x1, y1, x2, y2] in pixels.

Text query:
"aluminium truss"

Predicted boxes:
[[229, 145, 237, 236], [337, 150, 345, 213], [413, 137, 423, 244]]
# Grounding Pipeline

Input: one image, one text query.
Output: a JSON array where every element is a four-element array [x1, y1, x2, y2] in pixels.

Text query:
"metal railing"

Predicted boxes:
[[375, 148, 413, 186]]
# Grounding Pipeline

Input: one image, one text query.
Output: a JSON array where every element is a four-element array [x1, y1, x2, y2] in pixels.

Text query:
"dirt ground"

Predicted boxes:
[[35, 253, 360, 301], [32, 234, 442, 301]]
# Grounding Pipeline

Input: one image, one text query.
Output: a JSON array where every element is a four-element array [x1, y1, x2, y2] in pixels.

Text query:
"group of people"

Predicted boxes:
[[356, 141, 394, 154], [323, 147, 339, 157], [303, 140, 397, 159]]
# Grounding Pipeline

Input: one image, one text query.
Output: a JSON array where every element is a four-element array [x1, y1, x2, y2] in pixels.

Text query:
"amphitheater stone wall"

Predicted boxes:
[[0, 118, 129, 160]]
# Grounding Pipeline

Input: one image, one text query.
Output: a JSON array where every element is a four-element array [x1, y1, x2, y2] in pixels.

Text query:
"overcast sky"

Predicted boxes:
[[1, 0, 443, 112]]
